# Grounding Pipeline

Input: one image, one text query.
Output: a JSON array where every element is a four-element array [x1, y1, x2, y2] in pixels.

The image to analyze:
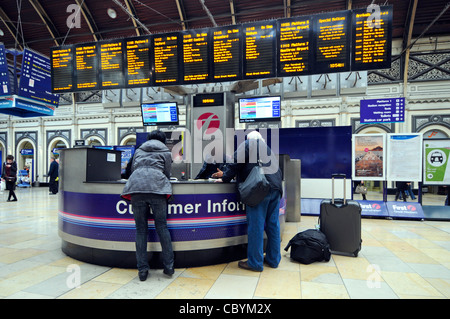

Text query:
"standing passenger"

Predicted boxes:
[[121, 130, 174, 281], [215, 131, 282, 272], [48, 156, 59, 194], [1, 155, 18, 202]]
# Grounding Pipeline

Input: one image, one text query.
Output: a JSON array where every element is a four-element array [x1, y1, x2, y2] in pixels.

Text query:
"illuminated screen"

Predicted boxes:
[[239, 96, 281, 123], [74, 42, 99, 90], [100, 40, 124, 89], [125, 36, 151, 87], [211, 25, 242, 81], [182, 29, 209, 83], [141, 102, 179, 126], [313, 11, 351, 74], [153, 33, 180, 85], [277, 16, 312, 76], [351, 5, 392, 71], [51, 46, 74, 92], [244, 22, 276, 79]]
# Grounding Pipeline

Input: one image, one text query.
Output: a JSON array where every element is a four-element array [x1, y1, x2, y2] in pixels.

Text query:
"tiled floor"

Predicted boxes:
[[1, 187, 449, 299]]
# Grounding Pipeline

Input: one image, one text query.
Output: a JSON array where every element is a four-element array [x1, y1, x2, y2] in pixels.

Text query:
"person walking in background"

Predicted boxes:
[[355, 181, 367, 200], [1, 155, 18, 202], [121, 130, 174, 281], [395, 181, 408, 202], [47, 156, 59, 195], [215, 131, 282, 272]]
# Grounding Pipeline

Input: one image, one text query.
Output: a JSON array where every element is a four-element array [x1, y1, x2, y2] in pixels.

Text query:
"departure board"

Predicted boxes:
[[100, 40, 124, 89], [153, 33, 180, 85], [277, 16, 312, 77], [182, 30, 210, 83], [313, 11, 351, 74], [211, 25, 242, 81], [51, 46, 74, 92], [74, 43, 99, 90], [351, 6, 392, 71], [244, 21, 276, 79], [125, 37, 151, 87]]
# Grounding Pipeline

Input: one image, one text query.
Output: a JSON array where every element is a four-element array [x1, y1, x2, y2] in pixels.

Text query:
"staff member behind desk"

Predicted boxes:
[[121, 130, 174, 281], [215, 131, 282, 272], [195, 154, 228, 180], [1, 155, 18, 202]]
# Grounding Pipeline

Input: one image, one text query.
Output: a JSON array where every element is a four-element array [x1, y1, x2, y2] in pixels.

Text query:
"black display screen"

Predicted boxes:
[[125, 36, 151, 87], [51, 46, 74, 93], [312, 11, 351, 74], [100, 40, 125, 89], [153, 33, 180, 85], [182, 29, 210, 83], [243, 21, 276, 79], [277, 16, 312, 77], [351, 5, 392, 71], [74, 42, 99, 91], [211, 25, 242, 81]]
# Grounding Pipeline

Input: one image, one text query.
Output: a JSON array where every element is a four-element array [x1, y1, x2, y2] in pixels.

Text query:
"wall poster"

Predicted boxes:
[[423, 138, 450, 185], [386, 133, 423, 182], [352, 134, 386, 181]]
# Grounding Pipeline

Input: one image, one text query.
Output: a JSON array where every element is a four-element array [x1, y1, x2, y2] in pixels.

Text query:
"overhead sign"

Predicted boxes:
[[19, 49, 59, 107], [360, 98, 405, 124], [51, 6, 393, 92], [351, 6, 392, 71], [0, 44, 11, 96]]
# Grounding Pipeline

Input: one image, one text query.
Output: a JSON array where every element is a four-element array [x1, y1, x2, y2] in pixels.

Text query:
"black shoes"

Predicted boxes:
[[138, 270, 148, 281], [139, 268, 174, 281], [238, 260, 262, 272], [163, 268, 174, 277], [7, 199, 17, 202]]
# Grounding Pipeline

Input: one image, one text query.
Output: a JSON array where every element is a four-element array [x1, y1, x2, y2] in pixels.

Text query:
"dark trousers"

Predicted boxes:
[[131, 193, 174, 272], [8, 190, 17, 201], [49, 178, 58, 194]]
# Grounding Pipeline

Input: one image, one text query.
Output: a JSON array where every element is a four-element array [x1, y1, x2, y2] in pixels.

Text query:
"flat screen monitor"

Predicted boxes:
[[141, 102, 179, 126], [239, 96, 281, 123]]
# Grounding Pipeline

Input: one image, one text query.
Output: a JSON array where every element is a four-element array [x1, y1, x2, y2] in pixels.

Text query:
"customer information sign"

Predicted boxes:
[[360, 98, 405, 124]]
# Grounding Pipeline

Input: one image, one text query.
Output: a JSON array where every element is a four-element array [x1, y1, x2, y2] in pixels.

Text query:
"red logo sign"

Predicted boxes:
[[197, 112, 220, 134]]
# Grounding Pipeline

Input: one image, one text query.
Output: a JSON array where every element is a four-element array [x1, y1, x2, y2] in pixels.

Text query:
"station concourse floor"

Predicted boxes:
[[0, 187, 449, 299]]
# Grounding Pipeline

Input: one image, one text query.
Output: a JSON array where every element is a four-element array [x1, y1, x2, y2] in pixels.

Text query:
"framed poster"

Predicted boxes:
[[387, 133, 423, 182], [423, 138, 450, 185], [352, 134, 386, 181]]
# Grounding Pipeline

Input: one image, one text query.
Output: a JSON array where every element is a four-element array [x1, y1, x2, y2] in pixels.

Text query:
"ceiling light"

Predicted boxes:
[[107, 8, 117, 19], [0, 29, 4, 36]]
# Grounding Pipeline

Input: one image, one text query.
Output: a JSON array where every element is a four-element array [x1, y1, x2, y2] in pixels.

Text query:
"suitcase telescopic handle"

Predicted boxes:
[[331, 173, 346, 205]]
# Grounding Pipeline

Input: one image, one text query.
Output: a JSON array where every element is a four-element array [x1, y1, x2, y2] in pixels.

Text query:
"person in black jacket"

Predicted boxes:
[[395, 181, 408, 202], [1, 155, 18, 202], [47, 156, 59, 194], [215, 131, 282, 272]]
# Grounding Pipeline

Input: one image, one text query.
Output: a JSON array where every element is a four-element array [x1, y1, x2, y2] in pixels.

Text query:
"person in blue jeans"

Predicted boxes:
[[214, 131, 282, 271], [121, 130, 174, 281]]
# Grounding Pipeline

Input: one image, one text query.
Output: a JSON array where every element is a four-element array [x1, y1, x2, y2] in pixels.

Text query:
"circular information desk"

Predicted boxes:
[[58, 148, 286, 268]]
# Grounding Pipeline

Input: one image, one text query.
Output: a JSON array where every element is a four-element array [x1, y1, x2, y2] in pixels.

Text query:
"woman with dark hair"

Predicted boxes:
[[1, 155, 18, 202], [121, 130, 174, 281]]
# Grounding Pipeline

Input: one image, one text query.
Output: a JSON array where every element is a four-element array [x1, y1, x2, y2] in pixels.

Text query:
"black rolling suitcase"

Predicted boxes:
[[319, 174, 362, 257]]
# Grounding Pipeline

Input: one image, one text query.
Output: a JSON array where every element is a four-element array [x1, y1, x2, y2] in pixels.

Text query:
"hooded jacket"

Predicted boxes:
[[121, 139, 172, 196]]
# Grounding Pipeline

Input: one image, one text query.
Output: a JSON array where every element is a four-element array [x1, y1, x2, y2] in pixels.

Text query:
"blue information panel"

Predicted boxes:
[[141, 102, 179, 126], [0, 44, 11, 96], [19, 49, 59, 107], [360, 98, 405, 124]]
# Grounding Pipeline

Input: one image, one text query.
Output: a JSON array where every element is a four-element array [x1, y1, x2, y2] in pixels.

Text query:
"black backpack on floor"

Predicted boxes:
[[284, 229, 331, 265]]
